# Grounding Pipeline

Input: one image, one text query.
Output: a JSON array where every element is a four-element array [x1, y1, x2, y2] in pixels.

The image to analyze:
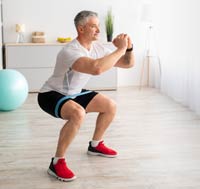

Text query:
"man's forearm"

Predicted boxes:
[[115, 51, 134, 68], [124, 51, 133, 65], [94, 48, 126, 73]]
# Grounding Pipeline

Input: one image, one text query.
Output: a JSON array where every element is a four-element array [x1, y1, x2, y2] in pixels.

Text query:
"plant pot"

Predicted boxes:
[[107, 35, 113, 42]]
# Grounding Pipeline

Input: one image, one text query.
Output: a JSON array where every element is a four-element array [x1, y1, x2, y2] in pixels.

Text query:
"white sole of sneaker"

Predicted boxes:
[[87, 150, 118, 158], [47, 168, 76, 182]]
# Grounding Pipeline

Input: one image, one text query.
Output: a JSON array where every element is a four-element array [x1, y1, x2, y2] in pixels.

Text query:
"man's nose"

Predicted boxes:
[[96, 27, 100, 33]]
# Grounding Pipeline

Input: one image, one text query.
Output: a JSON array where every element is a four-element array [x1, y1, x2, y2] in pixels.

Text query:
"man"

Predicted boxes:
[[37, 10, 134, 182]]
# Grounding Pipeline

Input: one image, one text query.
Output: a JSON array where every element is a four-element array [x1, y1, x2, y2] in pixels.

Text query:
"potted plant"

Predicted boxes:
[[105, 9, 114, 42]]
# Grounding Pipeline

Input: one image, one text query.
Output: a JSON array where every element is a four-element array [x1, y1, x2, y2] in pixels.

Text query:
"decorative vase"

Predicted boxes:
[[107, 34, 113, 42]]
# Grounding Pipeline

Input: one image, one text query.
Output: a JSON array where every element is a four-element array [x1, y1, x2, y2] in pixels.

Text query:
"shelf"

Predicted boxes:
[[5, 42, 68, 47]]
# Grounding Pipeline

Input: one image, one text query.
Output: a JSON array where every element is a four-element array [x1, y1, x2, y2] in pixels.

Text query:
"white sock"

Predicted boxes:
[[91, 140, 102, 147], [53, 157, 64, 165]]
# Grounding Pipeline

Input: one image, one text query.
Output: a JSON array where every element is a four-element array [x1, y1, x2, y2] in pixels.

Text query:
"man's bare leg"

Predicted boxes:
[[47, 100, 85, 181], [86, 93, 116, 140], [86, 93, 118, 157], [55, 100, 86, 157]]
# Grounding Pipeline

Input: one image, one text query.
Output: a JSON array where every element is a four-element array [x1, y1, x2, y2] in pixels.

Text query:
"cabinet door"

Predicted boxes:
[[6, 45, 63, 68], [14, 68, 54, 92]]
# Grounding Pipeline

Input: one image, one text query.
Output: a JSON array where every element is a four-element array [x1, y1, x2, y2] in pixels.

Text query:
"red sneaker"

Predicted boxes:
[[47, 158, 76, 182], [87, 141, 118, 158]]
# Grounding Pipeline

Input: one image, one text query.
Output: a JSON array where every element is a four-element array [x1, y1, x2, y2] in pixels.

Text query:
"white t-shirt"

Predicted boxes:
[[40, 39, 111, 95]]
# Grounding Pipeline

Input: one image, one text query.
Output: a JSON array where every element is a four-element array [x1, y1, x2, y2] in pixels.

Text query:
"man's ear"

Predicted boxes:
[[77, 25, 84, 33]]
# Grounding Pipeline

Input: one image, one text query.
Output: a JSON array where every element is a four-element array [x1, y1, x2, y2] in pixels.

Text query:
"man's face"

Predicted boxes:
[[82, 17, 100, 41]]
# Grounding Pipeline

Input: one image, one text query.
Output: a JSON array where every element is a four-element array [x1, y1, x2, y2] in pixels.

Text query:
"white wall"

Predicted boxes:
[[153, 0, 200, 63], [2, 0, 146, 87]]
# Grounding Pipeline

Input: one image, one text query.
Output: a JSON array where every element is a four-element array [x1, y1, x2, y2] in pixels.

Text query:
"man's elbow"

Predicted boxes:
[[125, 60, 134, 68], [129, 61, 135, 68], [124, 55, 135, 68], [91, 67, 103, 75]]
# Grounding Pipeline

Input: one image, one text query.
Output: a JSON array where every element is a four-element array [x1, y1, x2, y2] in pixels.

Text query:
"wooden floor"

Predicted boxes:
[[1, 87, 200, 189]]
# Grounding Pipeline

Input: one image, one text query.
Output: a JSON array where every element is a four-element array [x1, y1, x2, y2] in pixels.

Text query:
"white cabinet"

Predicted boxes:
[[5, 43, 117, 92]]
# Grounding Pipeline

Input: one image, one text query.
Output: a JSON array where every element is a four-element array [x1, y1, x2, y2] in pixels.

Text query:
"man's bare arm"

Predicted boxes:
[[72, 36, 127, 75]]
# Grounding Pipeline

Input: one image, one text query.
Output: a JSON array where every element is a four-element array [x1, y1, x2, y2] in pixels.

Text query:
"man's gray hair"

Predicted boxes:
[[74, 10, 98, 28]]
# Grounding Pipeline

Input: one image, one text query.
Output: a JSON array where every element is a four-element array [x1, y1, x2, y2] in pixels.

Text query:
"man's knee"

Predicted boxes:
[[107, 99, 117, 114], [71, 106, 86, 124], [61, 103, 86, 124]]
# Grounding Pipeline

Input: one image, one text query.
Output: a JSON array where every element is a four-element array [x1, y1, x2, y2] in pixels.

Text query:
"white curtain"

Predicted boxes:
[[153, 0, 200, 115], [160, 56, 200, 115]]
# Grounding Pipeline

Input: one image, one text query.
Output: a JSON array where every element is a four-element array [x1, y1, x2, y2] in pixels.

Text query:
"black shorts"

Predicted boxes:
[[37, 89, 98, 119]]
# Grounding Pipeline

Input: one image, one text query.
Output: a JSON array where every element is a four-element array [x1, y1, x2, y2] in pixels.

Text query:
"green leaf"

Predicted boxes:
[[105, 9, 114, 36]]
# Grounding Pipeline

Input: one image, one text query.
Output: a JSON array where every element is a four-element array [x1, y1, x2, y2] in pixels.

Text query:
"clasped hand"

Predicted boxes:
[[112, 33, 132, 51]]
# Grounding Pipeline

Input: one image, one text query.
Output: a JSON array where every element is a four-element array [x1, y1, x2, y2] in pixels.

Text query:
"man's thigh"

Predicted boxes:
[[60, 100, 84, 120], [85, 93, 116, 113]]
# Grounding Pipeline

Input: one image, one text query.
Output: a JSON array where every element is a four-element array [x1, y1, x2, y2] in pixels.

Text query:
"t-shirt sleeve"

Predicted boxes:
[[62, 47, 85, 68]]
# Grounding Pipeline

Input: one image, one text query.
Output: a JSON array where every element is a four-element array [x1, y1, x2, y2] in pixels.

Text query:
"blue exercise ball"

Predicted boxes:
[[0, 69, 29, 111]]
